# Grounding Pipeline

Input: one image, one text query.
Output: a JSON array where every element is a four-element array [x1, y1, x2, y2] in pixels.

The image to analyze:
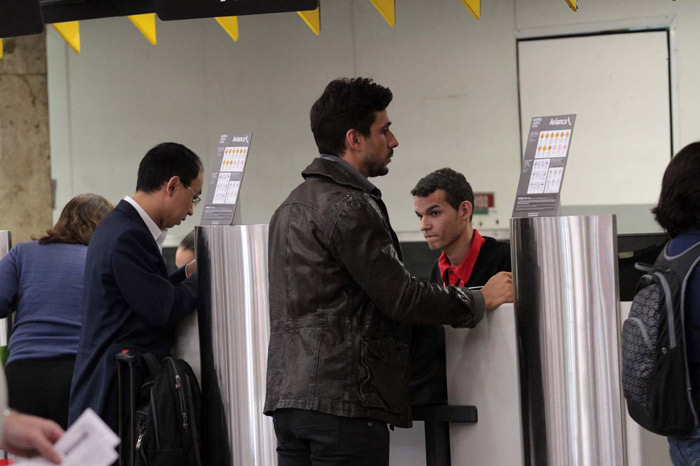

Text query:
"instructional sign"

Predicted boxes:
[[512, 114, 576, 218], [200, 133, 252, 226]]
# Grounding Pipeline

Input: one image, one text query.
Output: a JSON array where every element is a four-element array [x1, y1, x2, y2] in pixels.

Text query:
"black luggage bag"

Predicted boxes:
[[115, 350, 203, 466]]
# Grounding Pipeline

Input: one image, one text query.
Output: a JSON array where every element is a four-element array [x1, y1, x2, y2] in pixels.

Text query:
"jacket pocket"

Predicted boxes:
[[358, 337, 410, 413]]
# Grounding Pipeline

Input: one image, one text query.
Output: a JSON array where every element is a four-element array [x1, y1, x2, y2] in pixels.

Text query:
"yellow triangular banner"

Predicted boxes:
[[461, 0, 481, 19], [128, 13, 157, 45], [370, 0, 395, 26], [0, 39, 3, 59], [566, 0, 578, 11], [297, 7, 320, 35], [52, 21, 80, 54], [216, 17, 239, 42]]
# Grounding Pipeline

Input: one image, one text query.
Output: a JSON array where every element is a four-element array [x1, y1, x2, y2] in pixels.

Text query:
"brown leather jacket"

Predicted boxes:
[[264, 156, 485, 427]]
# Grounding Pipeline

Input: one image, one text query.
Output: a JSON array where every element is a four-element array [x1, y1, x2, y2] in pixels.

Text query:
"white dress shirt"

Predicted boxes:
[[123, 196, 168, 252]]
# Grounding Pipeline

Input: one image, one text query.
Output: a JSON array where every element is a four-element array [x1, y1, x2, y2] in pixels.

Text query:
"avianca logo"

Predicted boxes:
[[549, 117, 572, 126]]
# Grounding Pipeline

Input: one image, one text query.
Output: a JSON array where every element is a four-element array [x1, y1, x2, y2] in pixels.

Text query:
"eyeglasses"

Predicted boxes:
[[185, 185, 202, 207]]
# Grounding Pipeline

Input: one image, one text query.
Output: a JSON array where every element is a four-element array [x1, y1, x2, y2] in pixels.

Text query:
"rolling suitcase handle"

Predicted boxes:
[[116, 350, 136, 466]]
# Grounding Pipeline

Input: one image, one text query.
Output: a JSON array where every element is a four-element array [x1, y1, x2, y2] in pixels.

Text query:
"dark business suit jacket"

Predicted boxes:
[[68, 200, 198, 432]]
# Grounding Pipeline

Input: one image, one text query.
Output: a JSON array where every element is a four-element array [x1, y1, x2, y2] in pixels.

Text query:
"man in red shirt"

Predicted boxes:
[[408, 167, 512, 406], [412, 167, 511, 288]]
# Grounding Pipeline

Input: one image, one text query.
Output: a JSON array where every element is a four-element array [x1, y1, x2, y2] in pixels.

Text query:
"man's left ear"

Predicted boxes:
[[346, 129, 363, 152], [165, 176, 181, 196], [460, 200, 473, 220]]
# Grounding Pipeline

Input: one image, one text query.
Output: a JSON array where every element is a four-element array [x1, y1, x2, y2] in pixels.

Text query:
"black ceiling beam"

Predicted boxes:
[[156, 0, 318, 21], [1, 0, 319, 39], [40, 0, 156, 25], [0, 0, 44, 39]]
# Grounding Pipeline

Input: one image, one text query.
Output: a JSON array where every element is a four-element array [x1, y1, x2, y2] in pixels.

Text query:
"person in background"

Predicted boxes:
[[68, 142, 202, 434], [412, 167, 511, 289], [408, 168, 511, 405], [175, 231, 195, 269], [0, 194, 113, 429], [0, 367, 64, 464], [653, 142, 700, 466]]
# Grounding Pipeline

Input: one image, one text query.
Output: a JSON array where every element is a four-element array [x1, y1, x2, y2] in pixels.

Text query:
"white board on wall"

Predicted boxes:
[[518, 30, 672, 206]]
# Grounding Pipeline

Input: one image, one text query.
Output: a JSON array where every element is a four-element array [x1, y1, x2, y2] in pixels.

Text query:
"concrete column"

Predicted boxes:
[[0, 33, 52, 242]]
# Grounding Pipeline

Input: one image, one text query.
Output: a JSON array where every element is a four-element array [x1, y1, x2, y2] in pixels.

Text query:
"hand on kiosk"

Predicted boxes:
[[185, 260, 196, 278], [480, 271, 514, 311]]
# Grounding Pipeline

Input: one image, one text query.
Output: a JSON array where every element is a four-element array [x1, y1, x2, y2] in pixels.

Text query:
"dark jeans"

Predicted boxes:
[[5, 355, 75, 429], [669, 427, 700, 466], [272, 408, 390, 466]]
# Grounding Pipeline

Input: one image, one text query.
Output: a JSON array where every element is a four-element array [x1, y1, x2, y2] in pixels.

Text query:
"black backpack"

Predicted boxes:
[[133, 354, 203, 466], [621, 241, 700, 436]]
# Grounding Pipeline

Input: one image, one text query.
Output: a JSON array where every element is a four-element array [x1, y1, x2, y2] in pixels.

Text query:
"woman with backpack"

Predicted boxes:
[[653, 142, 700, 466], [0, 194, 113, 430]]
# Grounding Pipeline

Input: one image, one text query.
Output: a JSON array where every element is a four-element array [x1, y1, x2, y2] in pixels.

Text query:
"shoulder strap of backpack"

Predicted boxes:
[[656, 241, 700, 279], [141, 353, 162, 378], [634, 262, 656, 273]]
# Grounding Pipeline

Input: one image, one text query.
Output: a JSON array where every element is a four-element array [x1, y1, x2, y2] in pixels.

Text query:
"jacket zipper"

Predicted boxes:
[[150, 389, 160, 449], [168, 358, 189, 430]]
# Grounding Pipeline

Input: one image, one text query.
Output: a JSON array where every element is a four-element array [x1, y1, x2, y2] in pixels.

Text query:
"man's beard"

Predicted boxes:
[[363, 148, 392, 178]]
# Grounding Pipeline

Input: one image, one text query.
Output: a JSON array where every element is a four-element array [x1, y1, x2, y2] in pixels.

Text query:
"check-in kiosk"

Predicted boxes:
[[0, 231, 12, 363], [184, 218, 675, 466], [195, 224, 276, 466], [392, 215, 630, 466]]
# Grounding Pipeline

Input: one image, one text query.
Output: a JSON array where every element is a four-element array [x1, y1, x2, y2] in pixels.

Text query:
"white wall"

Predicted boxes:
[[47, 0, 700, 245], [48, 0, 519, 245]]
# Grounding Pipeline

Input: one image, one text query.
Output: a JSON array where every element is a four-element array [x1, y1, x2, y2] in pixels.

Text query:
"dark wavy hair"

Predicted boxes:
[[310, 77, 393, 156], [39, 194, 114, 245], [411, 168, 475, 221], [652, 142, 700, 237]]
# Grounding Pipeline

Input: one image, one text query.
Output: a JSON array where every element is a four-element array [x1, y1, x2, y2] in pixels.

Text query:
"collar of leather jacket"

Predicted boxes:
[[301, 157, 380, 197]]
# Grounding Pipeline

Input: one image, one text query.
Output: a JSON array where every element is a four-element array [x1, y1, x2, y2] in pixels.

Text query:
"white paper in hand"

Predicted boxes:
[[17, 409, 119, 466]]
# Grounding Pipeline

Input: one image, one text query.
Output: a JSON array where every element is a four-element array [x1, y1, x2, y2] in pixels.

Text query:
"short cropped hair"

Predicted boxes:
[[310, 78, 393, 156], [39, 194, 113, 246], [411, 168, 475, 221], [652, 142, 700, 237], [136, 142, 202, 193], [179, 231, 195, 252]]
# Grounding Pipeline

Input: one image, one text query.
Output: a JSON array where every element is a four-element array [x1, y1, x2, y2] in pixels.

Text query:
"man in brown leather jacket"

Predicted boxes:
[[264, 77, 514, 466]]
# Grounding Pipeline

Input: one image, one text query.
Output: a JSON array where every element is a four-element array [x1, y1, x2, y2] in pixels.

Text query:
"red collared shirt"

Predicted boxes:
[[437, 229, 485, 287]]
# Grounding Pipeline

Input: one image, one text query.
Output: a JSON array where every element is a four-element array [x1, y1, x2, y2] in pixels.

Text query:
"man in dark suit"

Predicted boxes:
[[68, 142, 203, 433]]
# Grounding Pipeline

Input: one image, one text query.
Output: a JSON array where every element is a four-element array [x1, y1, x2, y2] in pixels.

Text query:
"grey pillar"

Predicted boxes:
[[0, 34, 52, 241], [511, 215, 626, 466], [197, 225, 277, 466]]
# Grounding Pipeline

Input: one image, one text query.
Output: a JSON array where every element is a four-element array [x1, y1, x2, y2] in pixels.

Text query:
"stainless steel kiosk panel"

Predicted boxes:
[[0, 231, 12, 350], [511, 215, 625, 466], [197, 225, 276, 466]]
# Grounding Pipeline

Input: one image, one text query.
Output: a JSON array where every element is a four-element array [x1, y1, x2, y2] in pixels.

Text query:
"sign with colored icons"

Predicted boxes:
[[200, 132, 252, 226], [512, 114, 576, 218]]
